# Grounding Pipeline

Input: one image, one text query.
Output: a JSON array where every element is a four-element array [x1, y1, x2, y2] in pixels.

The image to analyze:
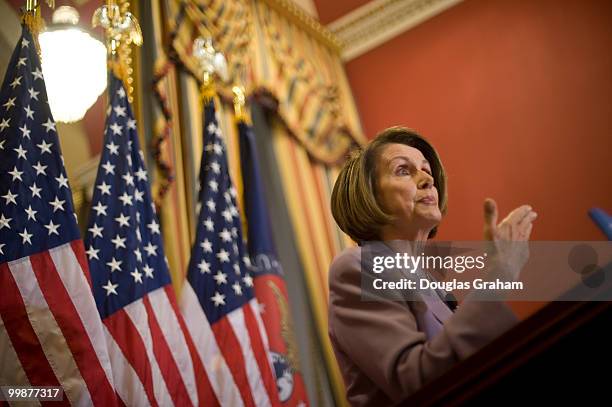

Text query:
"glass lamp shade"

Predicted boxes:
[[38, 28, 107, 123]]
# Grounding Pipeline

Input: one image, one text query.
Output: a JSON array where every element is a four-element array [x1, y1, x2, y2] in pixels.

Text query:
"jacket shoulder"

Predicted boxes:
[[329, 246, 362, 283]]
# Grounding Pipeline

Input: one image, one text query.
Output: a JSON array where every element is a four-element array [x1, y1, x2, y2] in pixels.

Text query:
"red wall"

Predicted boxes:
[[345, 0, 612, 242], [313, 0, 372, 24]]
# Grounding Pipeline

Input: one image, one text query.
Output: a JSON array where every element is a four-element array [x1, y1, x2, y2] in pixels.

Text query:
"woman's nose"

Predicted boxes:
[[418, 171, 434, 189]]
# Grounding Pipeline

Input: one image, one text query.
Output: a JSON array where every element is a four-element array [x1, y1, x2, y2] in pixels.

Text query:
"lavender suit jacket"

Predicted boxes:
[[328, 246, 518, 406]]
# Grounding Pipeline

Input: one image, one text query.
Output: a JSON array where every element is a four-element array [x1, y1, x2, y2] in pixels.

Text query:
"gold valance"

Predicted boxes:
[[166, 0, 366, 164]]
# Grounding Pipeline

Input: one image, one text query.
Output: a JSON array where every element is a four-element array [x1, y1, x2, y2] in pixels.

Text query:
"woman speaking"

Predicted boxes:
[[329, 127, 537, 406]]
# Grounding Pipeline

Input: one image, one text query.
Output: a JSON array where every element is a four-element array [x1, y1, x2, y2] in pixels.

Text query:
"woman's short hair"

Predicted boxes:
[[331, 126, 447, 242]]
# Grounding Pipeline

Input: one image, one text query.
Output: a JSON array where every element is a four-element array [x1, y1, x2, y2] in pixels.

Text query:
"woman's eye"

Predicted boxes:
[[396, 167, 410, 175]]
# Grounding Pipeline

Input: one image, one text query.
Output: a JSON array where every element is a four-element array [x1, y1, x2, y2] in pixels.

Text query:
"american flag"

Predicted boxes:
[[0, 26, 117, 405], [180, 100, 281, 406], [84, 75, 217, 406]]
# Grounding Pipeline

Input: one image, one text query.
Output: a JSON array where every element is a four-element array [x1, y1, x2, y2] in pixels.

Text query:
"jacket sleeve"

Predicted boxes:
[[328, 250, 518, 402]]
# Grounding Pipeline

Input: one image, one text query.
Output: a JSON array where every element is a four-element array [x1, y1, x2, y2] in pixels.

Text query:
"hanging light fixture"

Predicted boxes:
[[38, 6, 107, 123]]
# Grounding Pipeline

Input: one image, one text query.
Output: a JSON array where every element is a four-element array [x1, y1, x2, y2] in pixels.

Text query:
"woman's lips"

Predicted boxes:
[[417, 197, 437, 205]]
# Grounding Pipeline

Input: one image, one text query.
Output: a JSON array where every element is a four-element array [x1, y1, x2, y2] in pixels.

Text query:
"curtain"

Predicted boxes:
[[143, 0, 366, 404]]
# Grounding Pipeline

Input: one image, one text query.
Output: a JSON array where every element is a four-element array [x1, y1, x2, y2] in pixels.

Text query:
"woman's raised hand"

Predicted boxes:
[[483, 198, 538, 280], [483, 198, 537, 242]]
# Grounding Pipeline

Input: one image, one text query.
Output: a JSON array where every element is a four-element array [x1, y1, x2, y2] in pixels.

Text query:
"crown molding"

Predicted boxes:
[[261, 0, 342, 52], [327, 0, 463, 61]]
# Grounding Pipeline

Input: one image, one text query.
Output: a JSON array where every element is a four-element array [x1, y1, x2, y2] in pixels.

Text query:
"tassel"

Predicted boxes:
[[22, 2, 44, 54]]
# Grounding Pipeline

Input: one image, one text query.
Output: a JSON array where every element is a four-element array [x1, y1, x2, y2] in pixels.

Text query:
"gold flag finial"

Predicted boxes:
[[232, 86, 246, 122], [92, 1, 142, 56], [192, 37, 228, 102], [93, 0, 142, 101]]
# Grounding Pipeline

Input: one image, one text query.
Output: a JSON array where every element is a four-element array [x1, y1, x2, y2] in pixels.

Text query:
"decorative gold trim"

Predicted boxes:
[[327, 0, 463, 61], [71, 187, 84, 210], [259, 0, 342, 53]]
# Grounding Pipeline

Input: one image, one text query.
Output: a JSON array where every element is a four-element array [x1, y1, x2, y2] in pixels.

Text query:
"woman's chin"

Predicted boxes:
[[415, 208, 442, 224]]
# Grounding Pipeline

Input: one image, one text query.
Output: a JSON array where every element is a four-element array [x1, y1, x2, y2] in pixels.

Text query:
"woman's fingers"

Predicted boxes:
[[523, 222, 534, 240], [504, 205, 533, 226], [484, 201, 537, 241], [516, 211, 537, 240], [483, 198, 498, 240], [518, 210, 538, 229], [501, 205, 533, 236]]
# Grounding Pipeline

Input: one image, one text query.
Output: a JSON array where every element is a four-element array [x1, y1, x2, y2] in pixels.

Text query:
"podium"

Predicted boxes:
[[401, 262, 612, 405]]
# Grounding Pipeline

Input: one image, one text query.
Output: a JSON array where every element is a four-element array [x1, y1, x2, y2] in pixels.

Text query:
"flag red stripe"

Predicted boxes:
[[142, 294, 193, 407], [70, 240, 92, 288], [29, 250, 116, 406], [253, 275, 285, 350], [164, 285, 220, 407], [212, 317, 257, 407], [115, 391, 127, 407], [0, 262, 68, 407], [105, 309, 158, 407], [243, 304, 281, 406]]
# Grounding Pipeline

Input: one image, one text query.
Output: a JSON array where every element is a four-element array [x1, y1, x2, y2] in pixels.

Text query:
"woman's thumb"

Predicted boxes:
[[483, 198, 498, 240]]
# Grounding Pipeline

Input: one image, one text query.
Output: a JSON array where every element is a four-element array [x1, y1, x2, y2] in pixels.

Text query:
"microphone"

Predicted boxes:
[[589, 208, 612, 240]]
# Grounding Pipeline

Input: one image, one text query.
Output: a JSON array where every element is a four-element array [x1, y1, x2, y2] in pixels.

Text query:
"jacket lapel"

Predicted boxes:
[[420, 289, 454, 324]]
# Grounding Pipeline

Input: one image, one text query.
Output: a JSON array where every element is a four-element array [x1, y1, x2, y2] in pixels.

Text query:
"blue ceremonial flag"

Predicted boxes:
[[238, 120, 309, 406], [180, 99, 280, 406], [0, 25, 117, 404], [84, 75, 215, 406]]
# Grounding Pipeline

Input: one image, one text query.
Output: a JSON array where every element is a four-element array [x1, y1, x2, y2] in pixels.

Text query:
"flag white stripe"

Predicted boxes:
[[249, 299, 276, 376], [103, 325, 150, 407], [148, 288, 198, 406], [123, 298, 173, 407], [180, 283, 244, 407], [9, 257, 93, 407], [49, 244, 115, 388], [0, 315, 41, 407], [228, 307, 272, 407]]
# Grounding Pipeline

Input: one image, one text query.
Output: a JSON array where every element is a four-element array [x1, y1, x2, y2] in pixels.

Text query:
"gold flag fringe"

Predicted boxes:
[[22, 6, 44, 55]]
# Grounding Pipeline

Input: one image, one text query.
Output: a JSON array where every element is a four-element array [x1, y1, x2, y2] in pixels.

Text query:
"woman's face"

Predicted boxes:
[[375, 143, 442, 238]]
